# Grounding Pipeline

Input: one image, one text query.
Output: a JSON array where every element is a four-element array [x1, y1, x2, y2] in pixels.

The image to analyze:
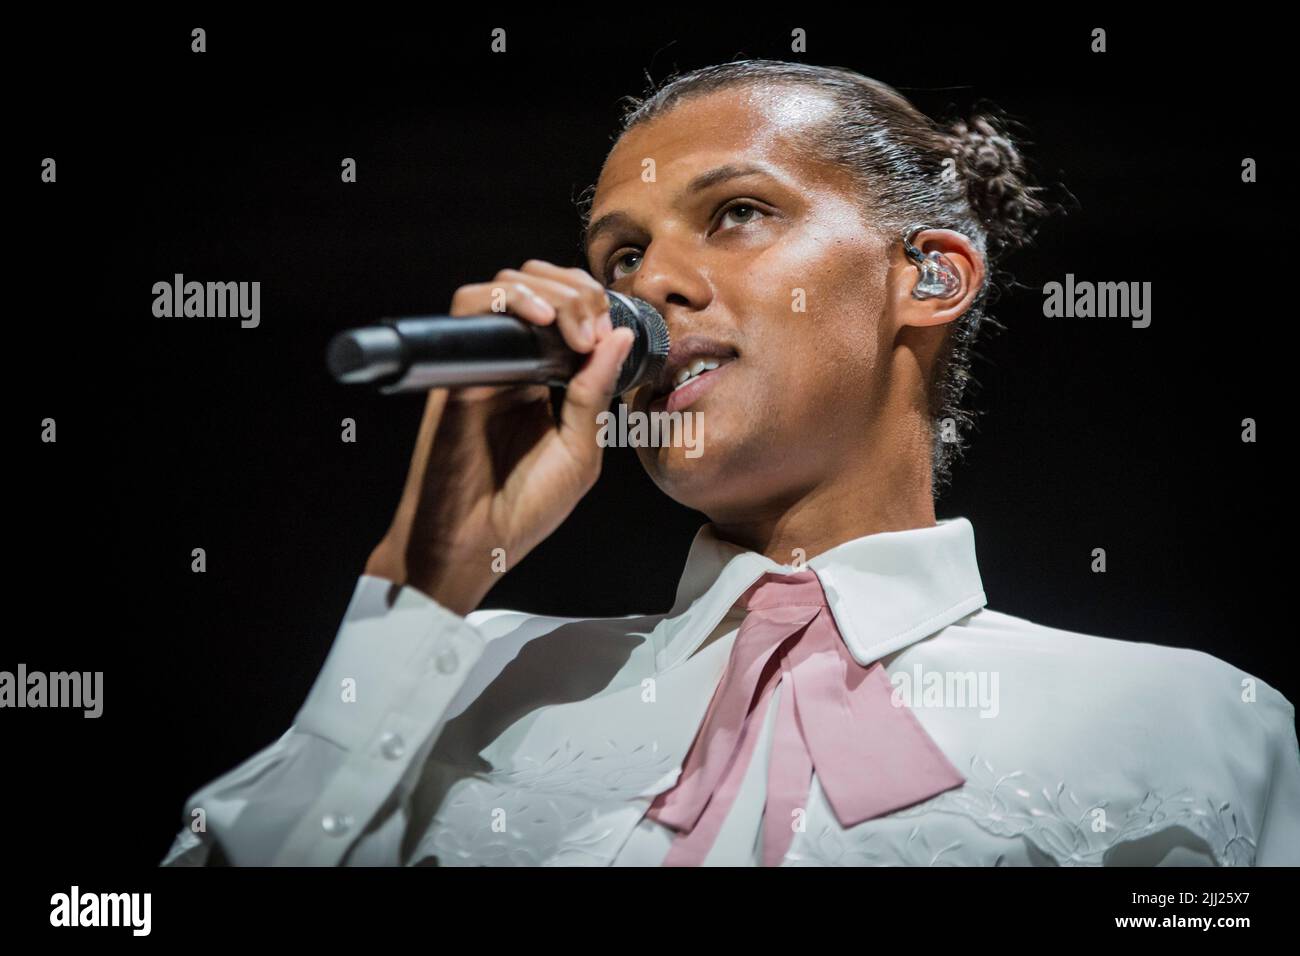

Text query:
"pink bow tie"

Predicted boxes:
[[646, 569, 965, 866]]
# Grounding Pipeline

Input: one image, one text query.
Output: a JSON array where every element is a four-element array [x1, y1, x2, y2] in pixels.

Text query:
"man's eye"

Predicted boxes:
[[717, 202, 764, 231], [605, 202, 766, 281], [608, 250, 642, 281]]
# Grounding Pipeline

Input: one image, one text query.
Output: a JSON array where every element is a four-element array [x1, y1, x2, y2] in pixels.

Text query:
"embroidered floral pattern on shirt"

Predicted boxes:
[[414, 786, 623, 866], [415, 745, 1259, 866], [791, 755, 1256, 866], [786, 822, 1011, 866], [413, 736, 678, 866], [494, 736, 679, 800]]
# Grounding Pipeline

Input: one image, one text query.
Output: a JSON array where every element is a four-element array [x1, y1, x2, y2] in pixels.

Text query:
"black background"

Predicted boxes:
[[9, 10, 1289, 901]]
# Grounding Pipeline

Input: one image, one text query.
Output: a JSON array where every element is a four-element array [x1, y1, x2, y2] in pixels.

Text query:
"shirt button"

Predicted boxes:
[[432, 646, 459, 675], [379, 731, 406, 760], [321, 813, 354, 836]]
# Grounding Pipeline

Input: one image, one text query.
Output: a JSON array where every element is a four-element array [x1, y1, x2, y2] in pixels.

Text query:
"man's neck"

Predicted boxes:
[[708, 468, 937, 565]]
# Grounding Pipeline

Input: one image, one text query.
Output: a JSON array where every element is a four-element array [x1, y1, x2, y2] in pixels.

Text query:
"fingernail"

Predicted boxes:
[[597, 311, 612, 335], [580, 318, 594, 347]]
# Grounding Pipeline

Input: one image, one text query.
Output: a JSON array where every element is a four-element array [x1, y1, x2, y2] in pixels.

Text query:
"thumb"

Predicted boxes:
[[558, 326, 635, 461]]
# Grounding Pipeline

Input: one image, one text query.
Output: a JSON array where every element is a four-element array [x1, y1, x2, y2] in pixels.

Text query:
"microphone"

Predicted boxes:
[[327, 290, 669, 395]]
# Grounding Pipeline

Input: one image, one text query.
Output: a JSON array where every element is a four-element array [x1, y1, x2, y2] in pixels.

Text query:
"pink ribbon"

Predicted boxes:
[[646, 569, 965, 866]]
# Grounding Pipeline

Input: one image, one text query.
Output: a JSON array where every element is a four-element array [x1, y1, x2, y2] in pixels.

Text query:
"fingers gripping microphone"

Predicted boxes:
[[327, 291, 669, 395]]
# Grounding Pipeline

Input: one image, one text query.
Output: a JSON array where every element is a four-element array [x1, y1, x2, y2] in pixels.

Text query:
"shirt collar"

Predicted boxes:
[[653, 517, 988, 670]]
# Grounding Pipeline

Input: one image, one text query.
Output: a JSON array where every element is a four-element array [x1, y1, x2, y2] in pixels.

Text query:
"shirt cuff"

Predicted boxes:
[[292, 574, 487, 753], [261, 576, 488, 864]]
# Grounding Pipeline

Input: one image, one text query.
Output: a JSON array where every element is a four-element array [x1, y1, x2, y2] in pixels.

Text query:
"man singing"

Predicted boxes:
[[162, 60, 1300, 867]]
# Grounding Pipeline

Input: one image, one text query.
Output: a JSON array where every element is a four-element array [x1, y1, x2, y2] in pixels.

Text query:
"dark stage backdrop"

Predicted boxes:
[[11, 14, 1286, 876]]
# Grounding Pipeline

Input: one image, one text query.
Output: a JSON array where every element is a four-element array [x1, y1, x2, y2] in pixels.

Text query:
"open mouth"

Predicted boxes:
[[669, 356, 732, 393], [650, 352, 737, 413]]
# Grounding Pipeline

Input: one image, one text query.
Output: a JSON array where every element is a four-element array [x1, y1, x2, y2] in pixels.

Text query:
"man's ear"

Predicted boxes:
[[891, 228, 986, 330]]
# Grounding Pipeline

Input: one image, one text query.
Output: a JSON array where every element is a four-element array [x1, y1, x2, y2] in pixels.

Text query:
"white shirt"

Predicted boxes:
[[160, 517, 1300, 866]]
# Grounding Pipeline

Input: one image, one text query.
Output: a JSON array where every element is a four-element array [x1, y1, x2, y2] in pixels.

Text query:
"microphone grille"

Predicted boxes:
[[607, 292, 670, 395]]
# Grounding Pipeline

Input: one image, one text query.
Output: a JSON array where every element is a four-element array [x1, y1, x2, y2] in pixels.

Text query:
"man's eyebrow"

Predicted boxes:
[[584, 211, 637, 258], [583, 163, 774, 255], [682, 162, 771, 196]]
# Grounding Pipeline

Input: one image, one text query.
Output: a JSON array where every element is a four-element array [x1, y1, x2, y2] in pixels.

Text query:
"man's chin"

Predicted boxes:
[[637, 444, 740, 512]]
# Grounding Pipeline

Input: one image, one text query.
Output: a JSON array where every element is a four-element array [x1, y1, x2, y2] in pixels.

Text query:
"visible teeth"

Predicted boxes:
[[672, 356, 726, 391]]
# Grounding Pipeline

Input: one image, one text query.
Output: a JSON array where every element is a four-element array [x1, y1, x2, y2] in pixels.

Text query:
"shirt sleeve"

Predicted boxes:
[[159, 574, 488, 867], [1253, 685, 1300, 866]]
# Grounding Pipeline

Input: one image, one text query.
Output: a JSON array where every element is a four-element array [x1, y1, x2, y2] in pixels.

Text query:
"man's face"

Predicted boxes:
[[585, 85, 900, 522]]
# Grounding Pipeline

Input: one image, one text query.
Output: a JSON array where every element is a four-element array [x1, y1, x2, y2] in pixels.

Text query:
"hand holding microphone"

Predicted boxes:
[[328, 281, 668, 395], [354, 261, 668, 614]]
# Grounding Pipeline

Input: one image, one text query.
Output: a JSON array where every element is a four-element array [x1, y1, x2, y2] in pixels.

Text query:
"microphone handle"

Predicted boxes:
[[328, 290, 668, 395], [377, 315, 581, 393]]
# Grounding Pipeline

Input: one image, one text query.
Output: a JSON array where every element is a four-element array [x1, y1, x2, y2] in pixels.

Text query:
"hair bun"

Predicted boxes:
[[946, 112, 1047, 254]]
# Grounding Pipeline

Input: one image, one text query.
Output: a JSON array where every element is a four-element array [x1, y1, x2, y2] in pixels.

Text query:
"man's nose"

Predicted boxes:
[[627, 238, 712, 319]]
